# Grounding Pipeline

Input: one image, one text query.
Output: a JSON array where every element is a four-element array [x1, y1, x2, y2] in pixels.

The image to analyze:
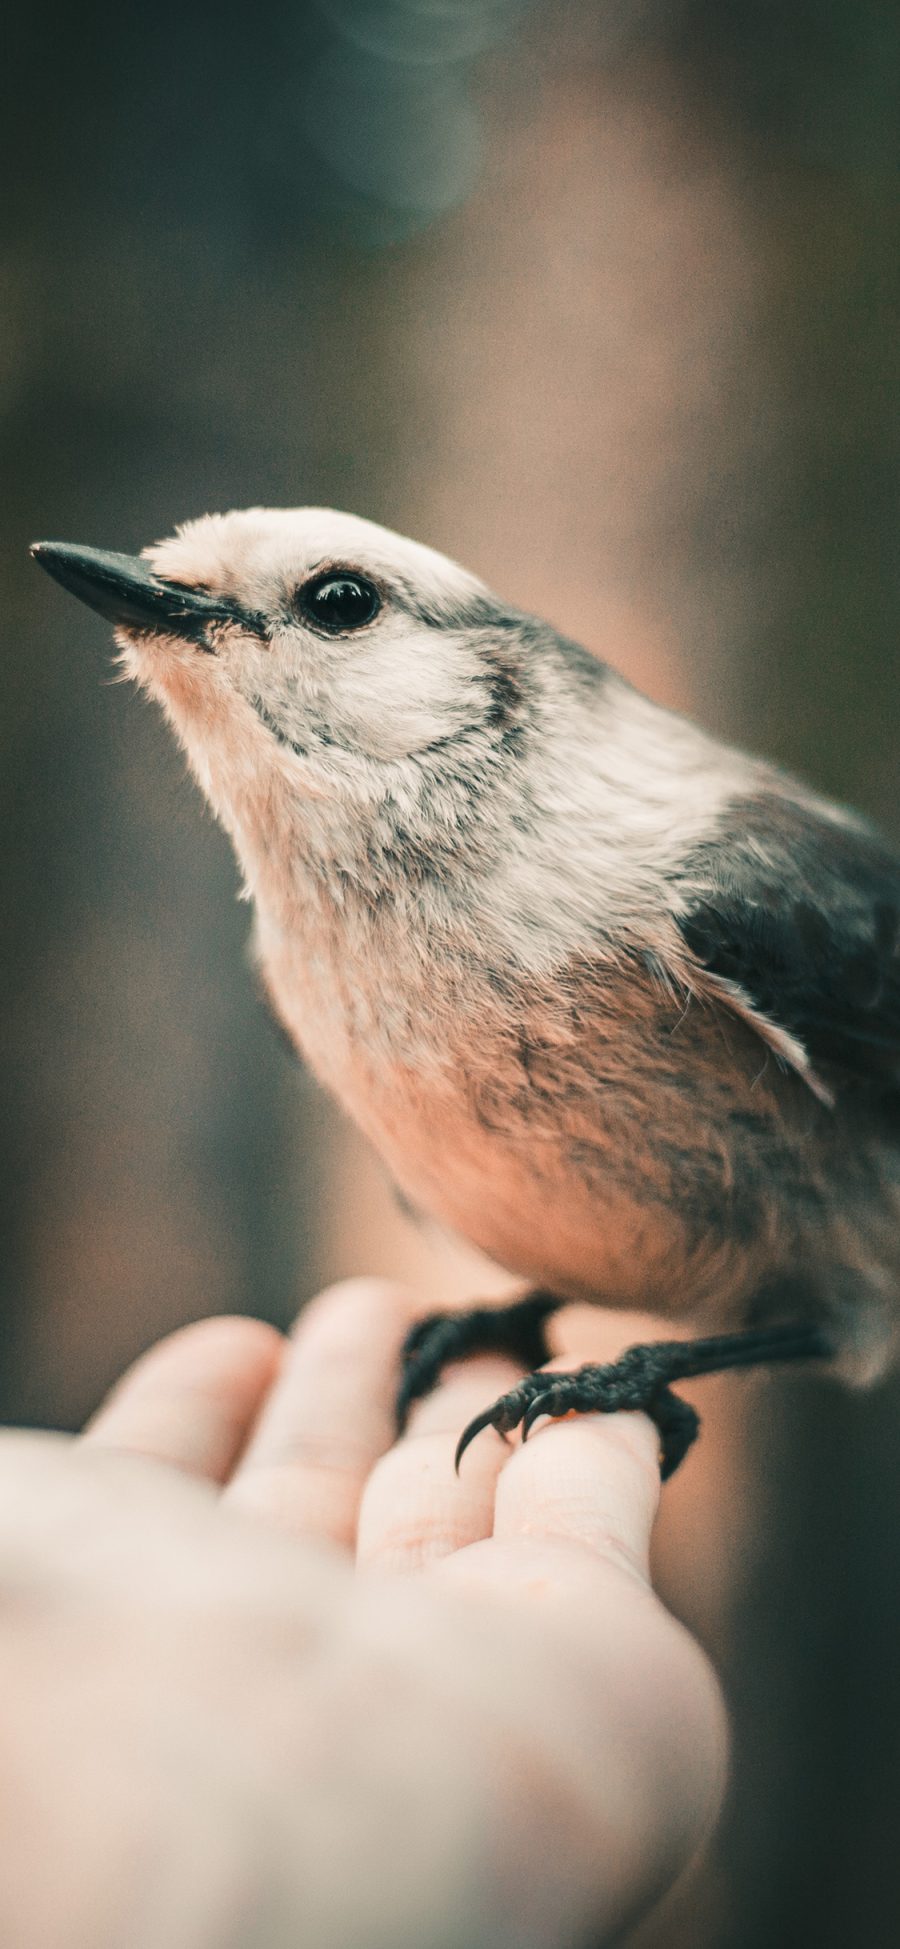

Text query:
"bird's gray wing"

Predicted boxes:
[[672, 793, 900, 1094]]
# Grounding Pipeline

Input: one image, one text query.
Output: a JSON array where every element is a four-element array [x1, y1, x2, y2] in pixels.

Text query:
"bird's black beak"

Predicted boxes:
[[30, 542, 261, 648]]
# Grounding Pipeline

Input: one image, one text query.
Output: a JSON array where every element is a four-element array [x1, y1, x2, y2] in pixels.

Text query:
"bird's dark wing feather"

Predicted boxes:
[[673, 793, 900, 1089]]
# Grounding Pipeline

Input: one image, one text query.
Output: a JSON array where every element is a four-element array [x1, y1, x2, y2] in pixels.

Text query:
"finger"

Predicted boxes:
[[83, 1316, 284, 1484], [491, 1353, 662, 1583], [224, 1279, 417, 1547], [482, 1309, 673, 1580], [356, 1355, 524, 1571]]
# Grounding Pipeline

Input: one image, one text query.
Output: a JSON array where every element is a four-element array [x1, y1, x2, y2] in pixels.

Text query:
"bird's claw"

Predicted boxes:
[[439, 1321, 823, 1481], [454, 1374, 569, 1472], [397, 1292, 562, 1436], [521, 1390, 557, 1441], [453, 1381, 536, 1473], [454, 1358, 702, 1480]]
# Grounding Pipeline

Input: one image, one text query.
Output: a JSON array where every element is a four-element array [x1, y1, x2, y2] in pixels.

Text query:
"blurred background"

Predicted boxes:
[[2, 0, 898, 1940]]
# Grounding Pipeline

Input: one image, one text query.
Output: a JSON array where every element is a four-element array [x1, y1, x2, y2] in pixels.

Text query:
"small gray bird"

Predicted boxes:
[[32, 510, 900, 1474]]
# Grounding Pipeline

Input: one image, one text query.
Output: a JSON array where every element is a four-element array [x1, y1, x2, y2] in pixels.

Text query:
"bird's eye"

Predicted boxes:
[[298, 572, 381, 633]]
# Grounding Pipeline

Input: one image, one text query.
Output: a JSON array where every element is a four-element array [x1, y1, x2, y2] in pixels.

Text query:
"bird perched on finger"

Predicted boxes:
[[32, 510, 900, 1475]]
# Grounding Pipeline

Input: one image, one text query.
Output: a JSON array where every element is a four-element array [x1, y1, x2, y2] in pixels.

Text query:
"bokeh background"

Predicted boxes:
[[3, 0, 899, 1941]]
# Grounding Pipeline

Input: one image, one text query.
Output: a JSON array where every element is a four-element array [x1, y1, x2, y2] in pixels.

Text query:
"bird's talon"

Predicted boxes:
[[454, 1406, 510, 1474], [521, 1393, 553, 1440]]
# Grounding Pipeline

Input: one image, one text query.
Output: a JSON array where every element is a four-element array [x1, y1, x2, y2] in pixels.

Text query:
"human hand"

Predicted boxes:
[[0, 1283, 726, 1949]]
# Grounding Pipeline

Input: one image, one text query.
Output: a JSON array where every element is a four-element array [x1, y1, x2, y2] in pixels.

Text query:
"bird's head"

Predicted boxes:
[[32, 507, 534, 901]]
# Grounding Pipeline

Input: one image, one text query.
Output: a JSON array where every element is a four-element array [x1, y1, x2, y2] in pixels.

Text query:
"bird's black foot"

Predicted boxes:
[[396, 1290, 563, 1433], [454, 1322, 833, 1481], [454, 1357, 701, 1480]]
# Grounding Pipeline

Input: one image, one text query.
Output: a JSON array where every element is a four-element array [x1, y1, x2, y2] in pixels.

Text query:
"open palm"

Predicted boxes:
[[1, 1281, 726, 1949]]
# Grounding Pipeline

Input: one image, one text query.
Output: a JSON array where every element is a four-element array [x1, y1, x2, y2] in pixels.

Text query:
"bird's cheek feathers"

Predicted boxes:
[[122, 601, 486, 770]]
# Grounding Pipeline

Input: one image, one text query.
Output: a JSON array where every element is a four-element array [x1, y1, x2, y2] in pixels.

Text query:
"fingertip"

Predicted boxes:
[[83, 1314, 285, 1481], [225, 1279, 424, 1548], [158, 1312, 285, 1374], [291, 1278, 421, 1351], [492, 1408, 662, 1581], [356, 1358, 522, 1570], [87, 1312, 286, 1410]]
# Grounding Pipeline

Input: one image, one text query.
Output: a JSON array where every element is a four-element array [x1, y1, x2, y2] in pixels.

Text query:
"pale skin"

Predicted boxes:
[[0, 1284, 727, 1949]]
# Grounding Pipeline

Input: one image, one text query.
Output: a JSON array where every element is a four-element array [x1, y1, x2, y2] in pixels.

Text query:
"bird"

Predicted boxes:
[[31, 509, 900, 1476]]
